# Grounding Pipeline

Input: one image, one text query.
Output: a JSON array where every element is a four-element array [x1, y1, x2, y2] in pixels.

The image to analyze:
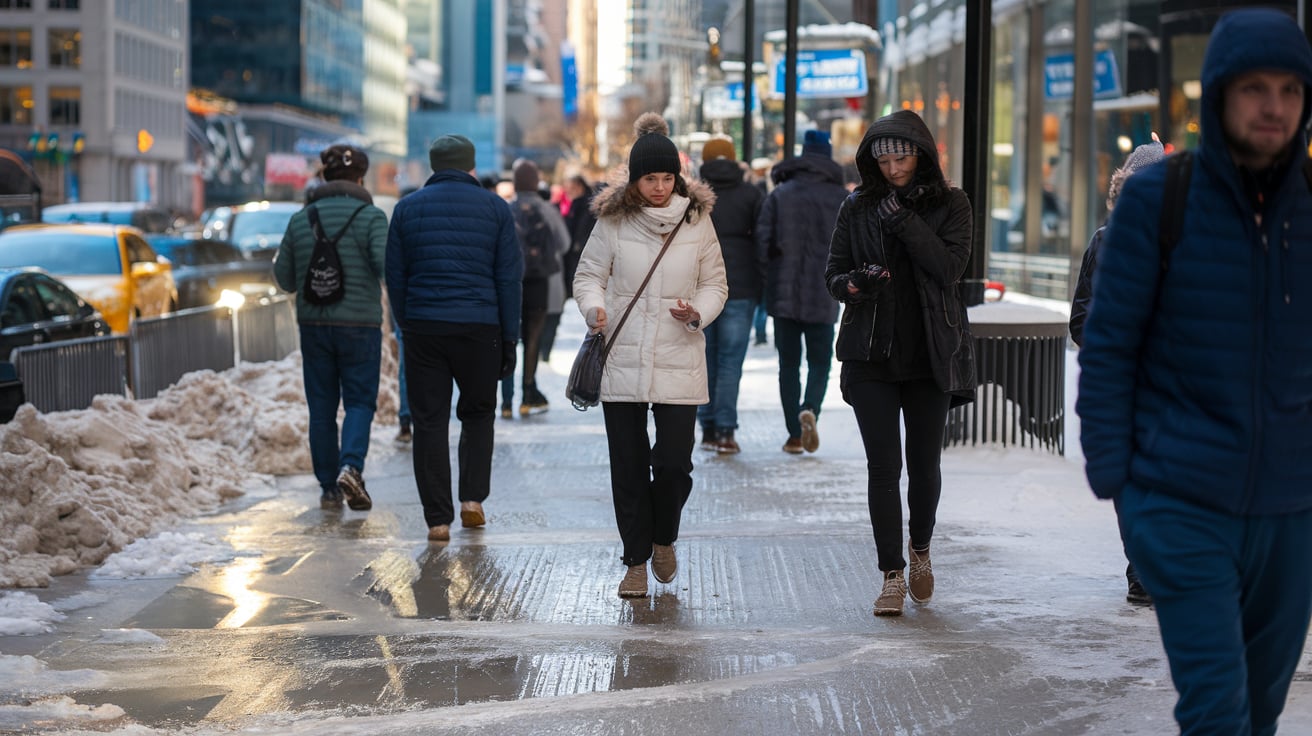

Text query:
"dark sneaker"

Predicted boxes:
[[652, 543, 677, 583], [782, 436, 804, 454], [700, 426, 718, 452], [500, 404, 513, 419], [394, 421, 412, 444], [520, 387, 550, 416], [908, 545, 934, 604], [799, 409, 820, 453], [319, 489, 344, 511], [336, 465, 372, 511], [874, 570, 907, 616], [715, 429, 741, 455], [1126, 580, 1152, 606]]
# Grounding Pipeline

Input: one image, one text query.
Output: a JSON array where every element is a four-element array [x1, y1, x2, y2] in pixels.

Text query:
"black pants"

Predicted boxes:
[[602, 402, 697, 567], [520, 278, 548, 392], [404, 323, 500, 528], [844, 377, 951, 572]]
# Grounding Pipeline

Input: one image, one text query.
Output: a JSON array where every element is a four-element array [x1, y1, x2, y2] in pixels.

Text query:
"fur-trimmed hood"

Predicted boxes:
[[590, 166, 716, 225]]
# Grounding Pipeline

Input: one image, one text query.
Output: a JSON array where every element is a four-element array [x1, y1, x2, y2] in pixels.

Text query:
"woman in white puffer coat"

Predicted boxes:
[[573, 112, 728, 600]]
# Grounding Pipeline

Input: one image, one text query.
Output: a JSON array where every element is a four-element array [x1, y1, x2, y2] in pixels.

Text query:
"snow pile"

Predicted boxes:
[[91, 531, 236, 580], [0, 591, 63, 635], [0, 344, 401, 589]]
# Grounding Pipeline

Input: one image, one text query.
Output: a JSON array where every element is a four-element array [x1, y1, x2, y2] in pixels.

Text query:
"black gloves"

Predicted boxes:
[[877, 191, 902, 220], [848, 262, 891, 293], [500, 339, 518, 379]]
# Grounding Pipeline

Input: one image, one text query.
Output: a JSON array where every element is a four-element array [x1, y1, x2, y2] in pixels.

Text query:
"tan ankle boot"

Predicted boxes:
[[618, 563, 648, 598], [908, 544, 934, 604], [874, 570, 906, 616], [652, 544, 677, 583]]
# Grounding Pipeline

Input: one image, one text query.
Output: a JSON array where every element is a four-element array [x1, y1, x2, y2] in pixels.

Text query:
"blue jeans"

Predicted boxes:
[[299, 324, 382, 493], [1117, 485, 1312, 735], [774, 317, 834, 438], [697, 298, 755, 432], [394, 323, 409, 423], [753, 299, 769, 344]]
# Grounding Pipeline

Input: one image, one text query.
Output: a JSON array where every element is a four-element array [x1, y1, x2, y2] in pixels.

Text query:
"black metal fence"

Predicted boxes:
[[944, 307, 1068, 455], [9, 294, 297, 413]]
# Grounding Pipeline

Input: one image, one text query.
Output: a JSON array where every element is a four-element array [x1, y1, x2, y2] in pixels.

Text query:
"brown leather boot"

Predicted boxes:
[[908, 544, 934, 604], [618, 563, 648, 598], [873, 570, 906, 616], [652, 544, 677, 583]]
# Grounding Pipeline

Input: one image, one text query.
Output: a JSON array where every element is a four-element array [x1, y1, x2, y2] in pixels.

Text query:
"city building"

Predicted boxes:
[[0, 0, 191, 211]]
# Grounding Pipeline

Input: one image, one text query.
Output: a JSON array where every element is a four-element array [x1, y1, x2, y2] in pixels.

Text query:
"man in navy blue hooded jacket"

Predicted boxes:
[[1077, 9, 1312, 734]]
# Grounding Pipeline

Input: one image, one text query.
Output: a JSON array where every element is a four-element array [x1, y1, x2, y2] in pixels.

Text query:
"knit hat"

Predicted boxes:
[[320, 144, 369, 182], [870, 137, 918, 158], [802, 130, 832, 158], [702, 136, 736, 162], [1107, 139, 1166, 208], [627, 113, 682, 182], [429, 134, 476, 173], [512, 159, 540, 192]]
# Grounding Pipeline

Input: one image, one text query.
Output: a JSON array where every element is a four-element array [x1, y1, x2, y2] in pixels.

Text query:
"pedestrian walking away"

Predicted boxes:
[[502, 158, 569, 417], [1077, 9, 1312, 734], [696, 135, 764, 454], [758, 130, 849, 455], [1068, 135, 1165, 608], [274, 144, 389, 514], [826, 110, 975, 617], [573, 112, 727, 599], [386, 134, 524, 543]]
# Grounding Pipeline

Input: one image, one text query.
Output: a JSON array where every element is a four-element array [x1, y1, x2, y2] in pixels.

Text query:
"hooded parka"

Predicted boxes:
[[824, 110, 975, 407]]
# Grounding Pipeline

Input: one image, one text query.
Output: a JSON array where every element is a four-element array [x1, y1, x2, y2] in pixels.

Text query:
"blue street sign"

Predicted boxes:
[[1044, 49, 1123, 100], [771, 48, 868, 99]]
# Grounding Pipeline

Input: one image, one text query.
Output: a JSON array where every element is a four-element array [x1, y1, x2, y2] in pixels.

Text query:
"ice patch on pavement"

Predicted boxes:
[[0, 591, 65, 635], [91, 531, 235, 580]]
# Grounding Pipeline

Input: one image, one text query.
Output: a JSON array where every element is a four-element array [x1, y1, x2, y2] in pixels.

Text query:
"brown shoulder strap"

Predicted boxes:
[[604, 205, 691, 356]]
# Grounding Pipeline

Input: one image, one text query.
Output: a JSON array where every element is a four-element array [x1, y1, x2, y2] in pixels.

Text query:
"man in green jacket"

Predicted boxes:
[[274, 144, 389, 512]]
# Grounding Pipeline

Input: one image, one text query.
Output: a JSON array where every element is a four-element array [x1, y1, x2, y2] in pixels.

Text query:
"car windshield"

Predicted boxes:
[[229, 209, 295, 244], [0, 232, 122, 275]]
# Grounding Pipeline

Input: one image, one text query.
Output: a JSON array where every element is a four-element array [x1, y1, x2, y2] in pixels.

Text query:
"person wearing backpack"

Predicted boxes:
[[1068, 137, 1163, 608], [274, 144, 389, 513], [1078, 10, 1312, 733], [501, 158, 569, 417]]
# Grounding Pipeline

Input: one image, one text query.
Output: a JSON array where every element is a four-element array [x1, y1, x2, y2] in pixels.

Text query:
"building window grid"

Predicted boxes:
[[48, 85, 79, 125], [48, 28, 80, 68], [0, 0, 33, 9], [0, 84, 32, 124], [0, 28, 33, 69], [49, 0, 79, 8]]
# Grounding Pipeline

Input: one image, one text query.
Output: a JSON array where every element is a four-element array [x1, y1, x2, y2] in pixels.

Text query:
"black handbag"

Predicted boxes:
[[565, 207, 689, 411]]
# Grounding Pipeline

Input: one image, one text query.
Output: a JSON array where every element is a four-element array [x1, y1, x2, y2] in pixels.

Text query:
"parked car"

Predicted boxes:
[[147, 236, 279, 309], [0, 267, 110, 360], [42, 201, 175, 234], [201, 200, 301, 260], [0, 224, 176, 333]]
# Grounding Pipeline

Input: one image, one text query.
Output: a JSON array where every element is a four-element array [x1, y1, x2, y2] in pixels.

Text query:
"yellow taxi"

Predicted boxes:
[[0, 223, 176, 333]]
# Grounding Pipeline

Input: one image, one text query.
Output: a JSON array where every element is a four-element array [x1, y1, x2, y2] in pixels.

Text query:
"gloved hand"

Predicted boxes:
[[848, 263, 891, 293], [500, 339, 517, 379], [876, 191, 903, 220]]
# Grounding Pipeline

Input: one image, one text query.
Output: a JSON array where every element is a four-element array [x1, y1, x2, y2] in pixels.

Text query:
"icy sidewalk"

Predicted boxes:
[[1, 305, 1310, 735]]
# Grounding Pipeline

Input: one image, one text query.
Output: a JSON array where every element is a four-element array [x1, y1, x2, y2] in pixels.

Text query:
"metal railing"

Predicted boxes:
[[7, 294, 298, 414], [944, 308, 1067, 455], [987, 252, 1072, 302], [10, 334, 130, 413]]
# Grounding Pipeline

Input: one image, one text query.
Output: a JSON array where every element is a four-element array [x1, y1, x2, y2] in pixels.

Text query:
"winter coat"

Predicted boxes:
[[1067, 225, 1104, 346], [385, 169, 523, 342], [573, 172, 728, 405], [825, 109, 975, 407], [1077, 9, 1312, 514], [757, 153, 848, 323], [274, 181, 388, 326], [513, 193, 571, 315], [699, 158, 765, 302]]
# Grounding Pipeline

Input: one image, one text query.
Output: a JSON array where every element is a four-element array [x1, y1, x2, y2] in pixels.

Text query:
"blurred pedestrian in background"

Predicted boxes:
[[696, 135, 764, 454], [757, 130, 848, 455]]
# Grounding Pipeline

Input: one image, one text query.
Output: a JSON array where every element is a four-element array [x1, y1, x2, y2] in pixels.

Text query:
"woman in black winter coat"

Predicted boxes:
[[824, 110, 975, 617]]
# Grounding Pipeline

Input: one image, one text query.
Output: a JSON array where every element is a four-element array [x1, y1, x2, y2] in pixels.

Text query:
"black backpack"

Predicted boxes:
[[303, 203, 367, 305], [513, 199, 561, 280]]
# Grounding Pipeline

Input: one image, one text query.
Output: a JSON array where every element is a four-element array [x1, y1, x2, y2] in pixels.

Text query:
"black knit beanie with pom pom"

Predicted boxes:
[[627, 113, 682, 183]]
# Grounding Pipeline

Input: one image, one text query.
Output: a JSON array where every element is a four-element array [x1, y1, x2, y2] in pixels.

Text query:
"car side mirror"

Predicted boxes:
[[130, 261, 158, 277]]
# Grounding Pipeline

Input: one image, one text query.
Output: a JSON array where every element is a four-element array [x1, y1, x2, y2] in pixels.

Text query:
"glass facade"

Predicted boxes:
[[881, 0, 1300, 300]]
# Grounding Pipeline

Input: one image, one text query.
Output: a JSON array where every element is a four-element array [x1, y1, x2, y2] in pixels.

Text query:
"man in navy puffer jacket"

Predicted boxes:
[[1077, 9, 1312, 734], [386, 135, 523, 543]]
